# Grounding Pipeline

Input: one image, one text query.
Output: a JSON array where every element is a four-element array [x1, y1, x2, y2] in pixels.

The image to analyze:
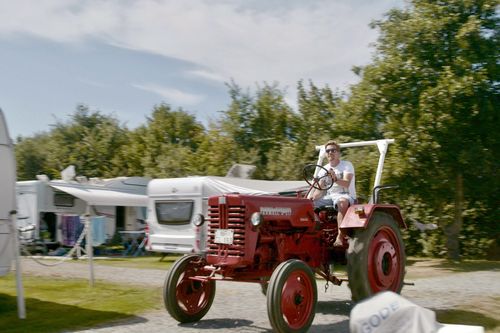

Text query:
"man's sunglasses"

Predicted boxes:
[[325, 148, 338, 154]]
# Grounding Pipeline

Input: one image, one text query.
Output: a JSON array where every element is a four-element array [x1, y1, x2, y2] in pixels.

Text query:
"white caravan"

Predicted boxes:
[[16, 177, 150, 245], [0, 110, 16, 276], [146, 176, 307, 254]]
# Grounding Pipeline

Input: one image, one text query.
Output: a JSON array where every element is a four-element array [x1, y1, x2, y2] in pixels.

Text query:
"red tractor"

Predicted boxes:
[[163, 139, 406, 332]]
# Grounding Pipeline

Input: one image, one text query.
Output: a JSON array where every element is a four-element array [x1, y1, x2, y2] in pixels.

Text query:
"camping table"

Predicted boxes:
[[119, 231, 146, 256]]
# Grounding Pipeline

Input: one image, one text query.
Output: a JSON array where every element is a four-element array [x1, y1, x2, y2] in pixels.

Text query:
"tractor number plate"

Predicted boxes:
[[214, 229, 234, 245]]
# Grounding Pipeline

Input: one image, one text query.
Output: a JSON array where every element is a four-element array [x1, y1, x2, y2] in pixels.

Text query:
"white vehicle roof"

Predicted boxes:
[[148, 176, 307, 198]]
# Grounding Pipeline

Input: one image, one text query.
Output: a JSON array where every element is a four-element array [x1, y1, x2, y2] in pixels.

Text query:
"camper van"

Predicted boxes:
[[16, 177, 150, 246], [146, 176, 306, 254], [0, 110, 16, 276]]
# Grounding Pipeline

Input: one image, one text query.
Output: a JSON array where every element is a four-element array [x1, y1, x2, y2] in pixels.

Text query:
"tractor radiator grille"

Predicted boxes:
[[207, 203, 246, 256]]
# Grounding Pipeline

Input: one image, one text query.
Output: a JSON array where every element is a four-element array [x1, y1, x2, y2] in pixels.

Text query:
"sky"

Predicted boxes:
[[0, 0, 405, 139]]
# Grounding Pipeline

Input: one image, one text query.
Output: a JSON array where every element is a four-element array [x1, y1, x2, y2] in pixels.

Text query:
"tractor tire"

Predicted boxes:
[[347, 211, 405, 302], [163, 254, 216, 323], [267, 259, 317, 333]]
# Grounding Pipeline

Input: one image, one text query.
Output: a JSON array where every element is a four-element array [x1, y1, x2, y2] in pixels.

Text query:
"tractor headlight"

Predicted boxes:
[[250, 212, 263, 228], [192, 213, 205, 227]]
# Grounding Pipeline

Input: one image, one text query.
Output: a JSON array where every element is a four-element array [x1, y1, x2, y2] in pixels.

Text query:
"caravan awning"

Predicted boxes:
[[50, 184, 148, 207]]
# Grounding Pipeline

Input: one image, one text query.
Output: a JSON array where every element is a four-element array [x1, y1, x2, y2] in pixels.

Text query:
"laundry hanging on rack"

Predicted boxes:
[[90, 216, 107, 246], [60, 215, 83, 246]]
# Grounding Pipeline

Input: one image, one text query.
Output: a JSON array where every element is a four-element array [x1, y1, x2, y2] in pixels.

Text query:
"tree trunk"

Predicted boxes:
[[445, 173, 463, 261]]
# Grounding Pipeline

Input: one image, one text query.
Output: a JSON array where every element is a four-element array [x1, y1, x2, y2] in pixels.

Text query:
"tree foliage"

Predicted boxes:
[[217, 82, 299, 179], [119, 103, 206, 178], [13, 0, 498, 259], [16, 105, 128, 179], [349, 0, 499, 259]]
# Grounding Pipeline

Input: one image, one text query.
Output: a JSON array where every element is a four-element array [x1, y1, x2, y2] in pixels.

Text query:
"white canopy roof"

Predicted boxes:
[[49, 178, 149, 207]]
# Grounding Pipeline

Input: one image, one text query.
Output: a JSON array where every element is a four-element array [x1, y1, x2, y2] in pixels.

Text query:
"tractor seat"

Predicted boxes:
[[314, 205, 337, 214]]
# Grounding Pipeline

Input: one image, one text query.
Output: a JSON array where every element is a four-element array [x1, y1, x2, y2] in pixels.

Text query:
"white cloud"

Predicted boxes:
[[132, 83, 204, 106], [186, 69, 227, 84], [0, 0, 403, 91]]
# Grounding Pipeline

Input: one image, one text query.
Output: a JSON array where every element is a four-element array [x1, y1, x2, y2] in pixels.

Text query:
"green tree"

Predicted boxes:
[[295, 80, 340, 151], [348, 0, 499, 259], [127, 104, 206, 178], [15, 133, 51, 180], [44, 105, 129, 178], [294, 81, 353, 174], [192, 123, 242, 176], [217, 82, 298, 179]]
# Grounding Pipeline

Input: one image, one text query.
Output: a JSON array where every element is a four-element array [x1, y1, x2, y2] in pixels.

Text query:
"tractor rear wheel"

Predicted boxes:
[[267, 259, 317, 333], [347, 212, 405, 302], [163, 254, 216, 323]]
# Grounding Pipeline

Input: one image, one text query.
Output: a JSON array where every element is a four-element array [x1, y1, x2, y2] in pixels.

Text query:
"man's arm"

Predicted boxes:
[[307, 173, 330, 200], [335, 172, 353, 189], [308, 187, 325, 200]]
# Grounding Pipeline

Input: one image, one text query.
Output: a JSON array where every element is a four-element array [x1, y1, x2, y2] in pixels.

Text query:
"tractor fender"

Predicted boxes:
[[340, 204, 406, 230]]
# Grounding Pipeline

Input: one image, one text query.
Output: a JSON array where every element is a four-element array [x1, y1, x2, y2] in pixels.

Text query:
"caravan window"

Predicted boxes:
[[155, 201, 193, 225], [54, 192, 75, 207]]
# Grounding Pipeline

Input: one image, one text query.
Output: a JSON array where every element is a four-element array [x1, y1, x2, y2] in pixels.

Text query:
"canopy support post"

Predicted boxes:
[[11, 210, 26, 319], [85, 205, 94, 287]]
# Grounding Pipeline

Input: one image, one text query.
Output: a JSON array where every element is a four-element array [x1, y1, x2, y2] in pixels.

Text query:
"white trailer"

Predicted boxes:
[[16, 180, 87, 242], [146, 176, 307, 254], [16, 177, 150, 245]]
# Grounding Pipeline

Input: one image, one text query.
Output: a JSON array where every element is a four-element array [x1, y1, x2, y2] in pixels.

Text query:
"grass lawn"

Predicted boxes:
[[0, 273, 162, 333], [435, 297, 500, 333], [87, 253, 182, 270], [405, 256, 500, 279], [406, 257, 500, 332], [4, 256, 498, 332]]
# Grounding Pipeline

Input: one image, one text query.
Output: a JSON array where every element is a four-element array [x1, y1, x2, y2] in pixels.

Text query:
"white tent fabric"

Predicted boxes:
[[350, 291, 438, 333], [0, 110, 16, 276], [50, 181, 148, 207], [148, 176, 309, 199], [0, 109, 26, 319], [350, 291, 484, 333], [203, 176, 307, 196], [437, 324, 484, 333]]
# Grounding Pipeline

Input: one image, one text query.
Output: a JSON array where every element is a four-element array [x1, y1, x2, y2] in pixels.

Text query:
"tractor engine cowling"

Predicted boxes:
[[205, 193, 320, 269]]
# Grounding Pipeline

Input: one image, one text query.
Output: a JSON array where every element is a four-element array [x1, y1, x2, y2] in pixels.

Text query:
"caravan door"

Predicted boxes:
[[15, 182, 38, 231]]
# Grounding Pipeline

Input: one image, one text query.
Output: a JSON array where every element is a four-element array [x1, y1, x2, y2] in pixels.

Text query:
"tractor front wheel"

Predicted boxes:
[[347, 212, 405, 302], [163, 254, 216, 323], [267, 259, 317, 333]]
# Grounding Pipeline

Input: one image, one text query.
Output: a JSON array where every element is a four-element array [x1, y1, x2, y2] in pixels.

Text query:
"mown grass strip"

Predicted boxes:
[[0, 273, 162, 333]]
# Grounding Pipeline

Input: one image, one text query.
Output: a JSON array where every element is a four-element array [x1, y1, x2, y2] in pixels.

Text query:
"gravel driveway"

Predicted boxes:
[[20, 258, 500, 333]]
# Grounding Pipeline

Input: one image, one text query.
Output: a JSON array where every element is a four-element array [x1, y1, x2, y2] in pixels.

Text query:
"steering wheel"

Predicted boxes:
[[303, 164, 334, 191]]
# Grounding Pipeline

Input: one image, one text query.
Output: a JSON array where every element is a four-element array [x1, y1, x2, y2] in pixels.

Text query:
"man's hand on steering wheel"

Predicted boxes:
[[303, 164, 334, 191]]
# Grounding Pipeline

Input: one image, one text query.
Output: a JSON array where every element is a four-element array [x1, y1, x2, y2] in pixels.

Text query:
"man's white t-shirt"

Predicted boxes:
[[318, 160, 356, 200]]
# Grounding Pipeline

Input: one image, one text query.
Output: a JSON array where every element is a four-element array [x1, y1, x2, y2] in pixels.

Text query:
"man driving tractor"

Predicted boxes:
[[308, 140, 356, 246]]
